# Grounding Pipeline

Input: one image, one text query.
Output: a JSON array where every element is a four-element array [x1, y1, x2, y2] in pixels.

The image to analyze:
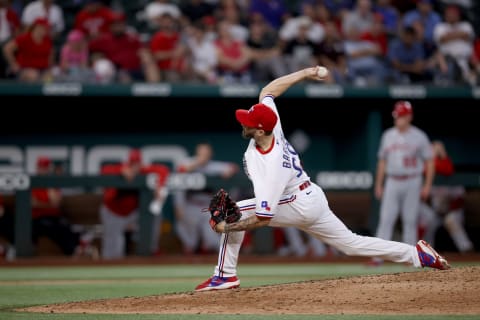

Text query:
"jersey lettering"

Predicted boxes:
[[286, 141, 303, 177], [280, 138, 303, 177], [403, 156, 417, 168], [281, 138, 292, 168], [282, 152, 291, 168]]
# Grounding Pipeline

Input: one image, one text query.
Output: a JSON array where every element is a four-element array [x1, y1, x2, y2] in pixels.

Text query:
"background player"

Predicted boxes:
[[195, 66, 449, 292], [99, 149, 170, 259], [369, 101, 434, 266], [277, 226, 330, 258], [173, 142, 239, 255], [418, 140, 474, 253]]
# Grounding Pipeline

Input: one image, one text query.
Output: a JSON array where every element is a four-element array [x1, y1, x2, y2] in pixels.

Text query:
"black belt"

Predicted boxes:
[[299, 181, 311, 191]]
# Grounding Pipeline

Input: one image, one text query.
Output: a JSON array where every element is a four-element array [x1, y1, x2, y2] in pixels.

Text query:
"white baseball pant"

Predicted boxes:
[[212, 183, 421, 277]]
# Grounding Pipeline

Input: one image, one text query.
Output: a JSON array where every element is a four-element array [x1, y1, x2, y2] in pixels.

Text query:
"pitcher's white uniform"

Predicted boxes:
[[210, 94, 423, 278]]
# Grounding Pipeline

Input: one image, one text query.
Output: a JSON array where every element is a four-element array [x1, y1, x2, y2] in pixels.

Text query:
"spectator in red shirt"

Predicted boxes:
[[100, 149, 170, 259], [2, 17, 54, 82], [73, 0, 115, 41], [360, 13, 388, 57], [149, 12, 189, 82], [214, 19, 253, 84], [89, 12, 160, 83]]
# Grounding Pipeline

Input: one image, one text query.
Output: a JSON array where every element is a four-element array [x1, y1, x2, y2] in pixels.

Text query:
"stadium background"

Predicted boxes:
[[1, 90, 480, 257], [1, 0, 480, 318]]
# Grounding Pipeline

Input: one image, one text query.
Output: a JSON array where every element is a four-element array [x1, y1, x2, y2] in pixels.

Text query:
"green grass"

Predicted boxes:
[[0, 261, 478, 320]]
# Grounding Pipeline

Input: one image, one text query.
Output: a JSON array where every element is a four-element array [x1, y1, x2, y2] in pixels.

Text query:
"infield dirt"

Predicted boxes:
[[21, 265, 480, 315]]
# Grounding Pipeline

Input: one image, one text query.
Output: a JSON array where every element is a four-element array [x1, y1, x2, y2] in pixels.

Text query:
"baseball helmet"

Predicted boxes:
[[392, 100, 413, 118], [128, 149, 142, 164]]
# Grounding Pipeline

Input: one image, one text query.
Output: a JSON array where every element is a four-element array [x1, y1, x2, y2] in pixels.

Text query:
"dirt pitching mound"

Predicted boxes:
[[22, 266, 480, 315]]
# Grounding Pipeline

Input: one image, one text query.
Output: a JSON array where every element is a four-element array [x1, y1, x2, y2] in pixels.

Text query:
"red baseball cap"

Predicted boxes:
[[37, 156, 51, 169], [111, 12, 126, 23], [128, 149, 142, 164], [32, 17, 50, 28], [445, 4, 460, 15], [202, 15, 216, 26], [235, 103, 278, 131], [392, 100, 413, 118]]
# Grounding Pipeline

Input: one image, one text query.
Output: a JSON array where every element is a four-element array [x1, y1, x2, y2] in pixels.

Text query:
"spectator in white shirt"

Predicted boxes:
[[144, 0, 181, 30], [21, 0, 64, 38], [185, 20, 218, 83], [433, 4, 475, 84]]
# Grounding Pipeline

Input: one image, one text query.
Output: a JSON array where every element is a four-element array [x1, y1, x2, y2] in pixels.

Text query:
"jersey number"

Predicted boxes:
[[403, 157, 417, 168], [287, 143, 303, 177]]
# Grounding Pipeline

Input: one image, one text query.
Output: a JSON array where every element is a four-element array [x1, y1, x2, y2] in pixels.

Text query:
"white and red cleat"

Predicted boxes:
[[195, 276, 240, 292], [416, 240, 451, 270]]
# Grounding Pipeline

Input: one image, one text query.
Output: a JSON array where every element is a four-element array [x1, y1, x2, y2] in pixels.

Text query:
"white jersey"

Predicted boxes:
[[242, 94, 311, 218], [378, 125, 432, 176], [21, 0, 65, 35]]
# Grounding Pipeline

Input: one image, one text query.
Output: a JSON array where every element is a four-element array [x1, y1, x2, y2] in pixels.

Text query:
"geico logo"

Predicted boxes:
[[163, 173, 207, 191], [0, 145, 189, 175], [0, 173, 30, 190], [316, 171, 373, 189]]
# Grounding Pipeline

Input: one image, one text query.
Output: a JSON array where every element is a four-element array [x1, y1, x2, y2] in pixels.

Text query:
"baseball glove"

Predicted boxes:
[[205, 188, 242, 230]]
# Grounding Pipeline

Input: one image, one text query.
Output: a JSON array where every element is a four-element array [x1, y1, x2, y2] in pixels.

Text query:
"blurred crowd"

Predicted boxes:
[[1, 0, 480, 86]]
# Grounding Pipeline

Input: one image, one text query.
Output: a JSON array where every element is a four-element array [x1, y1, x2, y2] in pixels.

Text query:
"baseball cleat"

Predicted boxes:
[[195, 276, 240, 292], [416, 240, 451, 270]]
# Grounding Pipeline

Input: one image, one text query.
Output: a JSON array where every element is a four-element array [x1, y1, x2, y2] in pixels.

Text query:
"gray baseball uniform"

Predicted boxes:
[[174, 159, 237, 253], [279, 226, 328, 257], [419, 185, 473, 252], [375, 125, 433, 245]]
